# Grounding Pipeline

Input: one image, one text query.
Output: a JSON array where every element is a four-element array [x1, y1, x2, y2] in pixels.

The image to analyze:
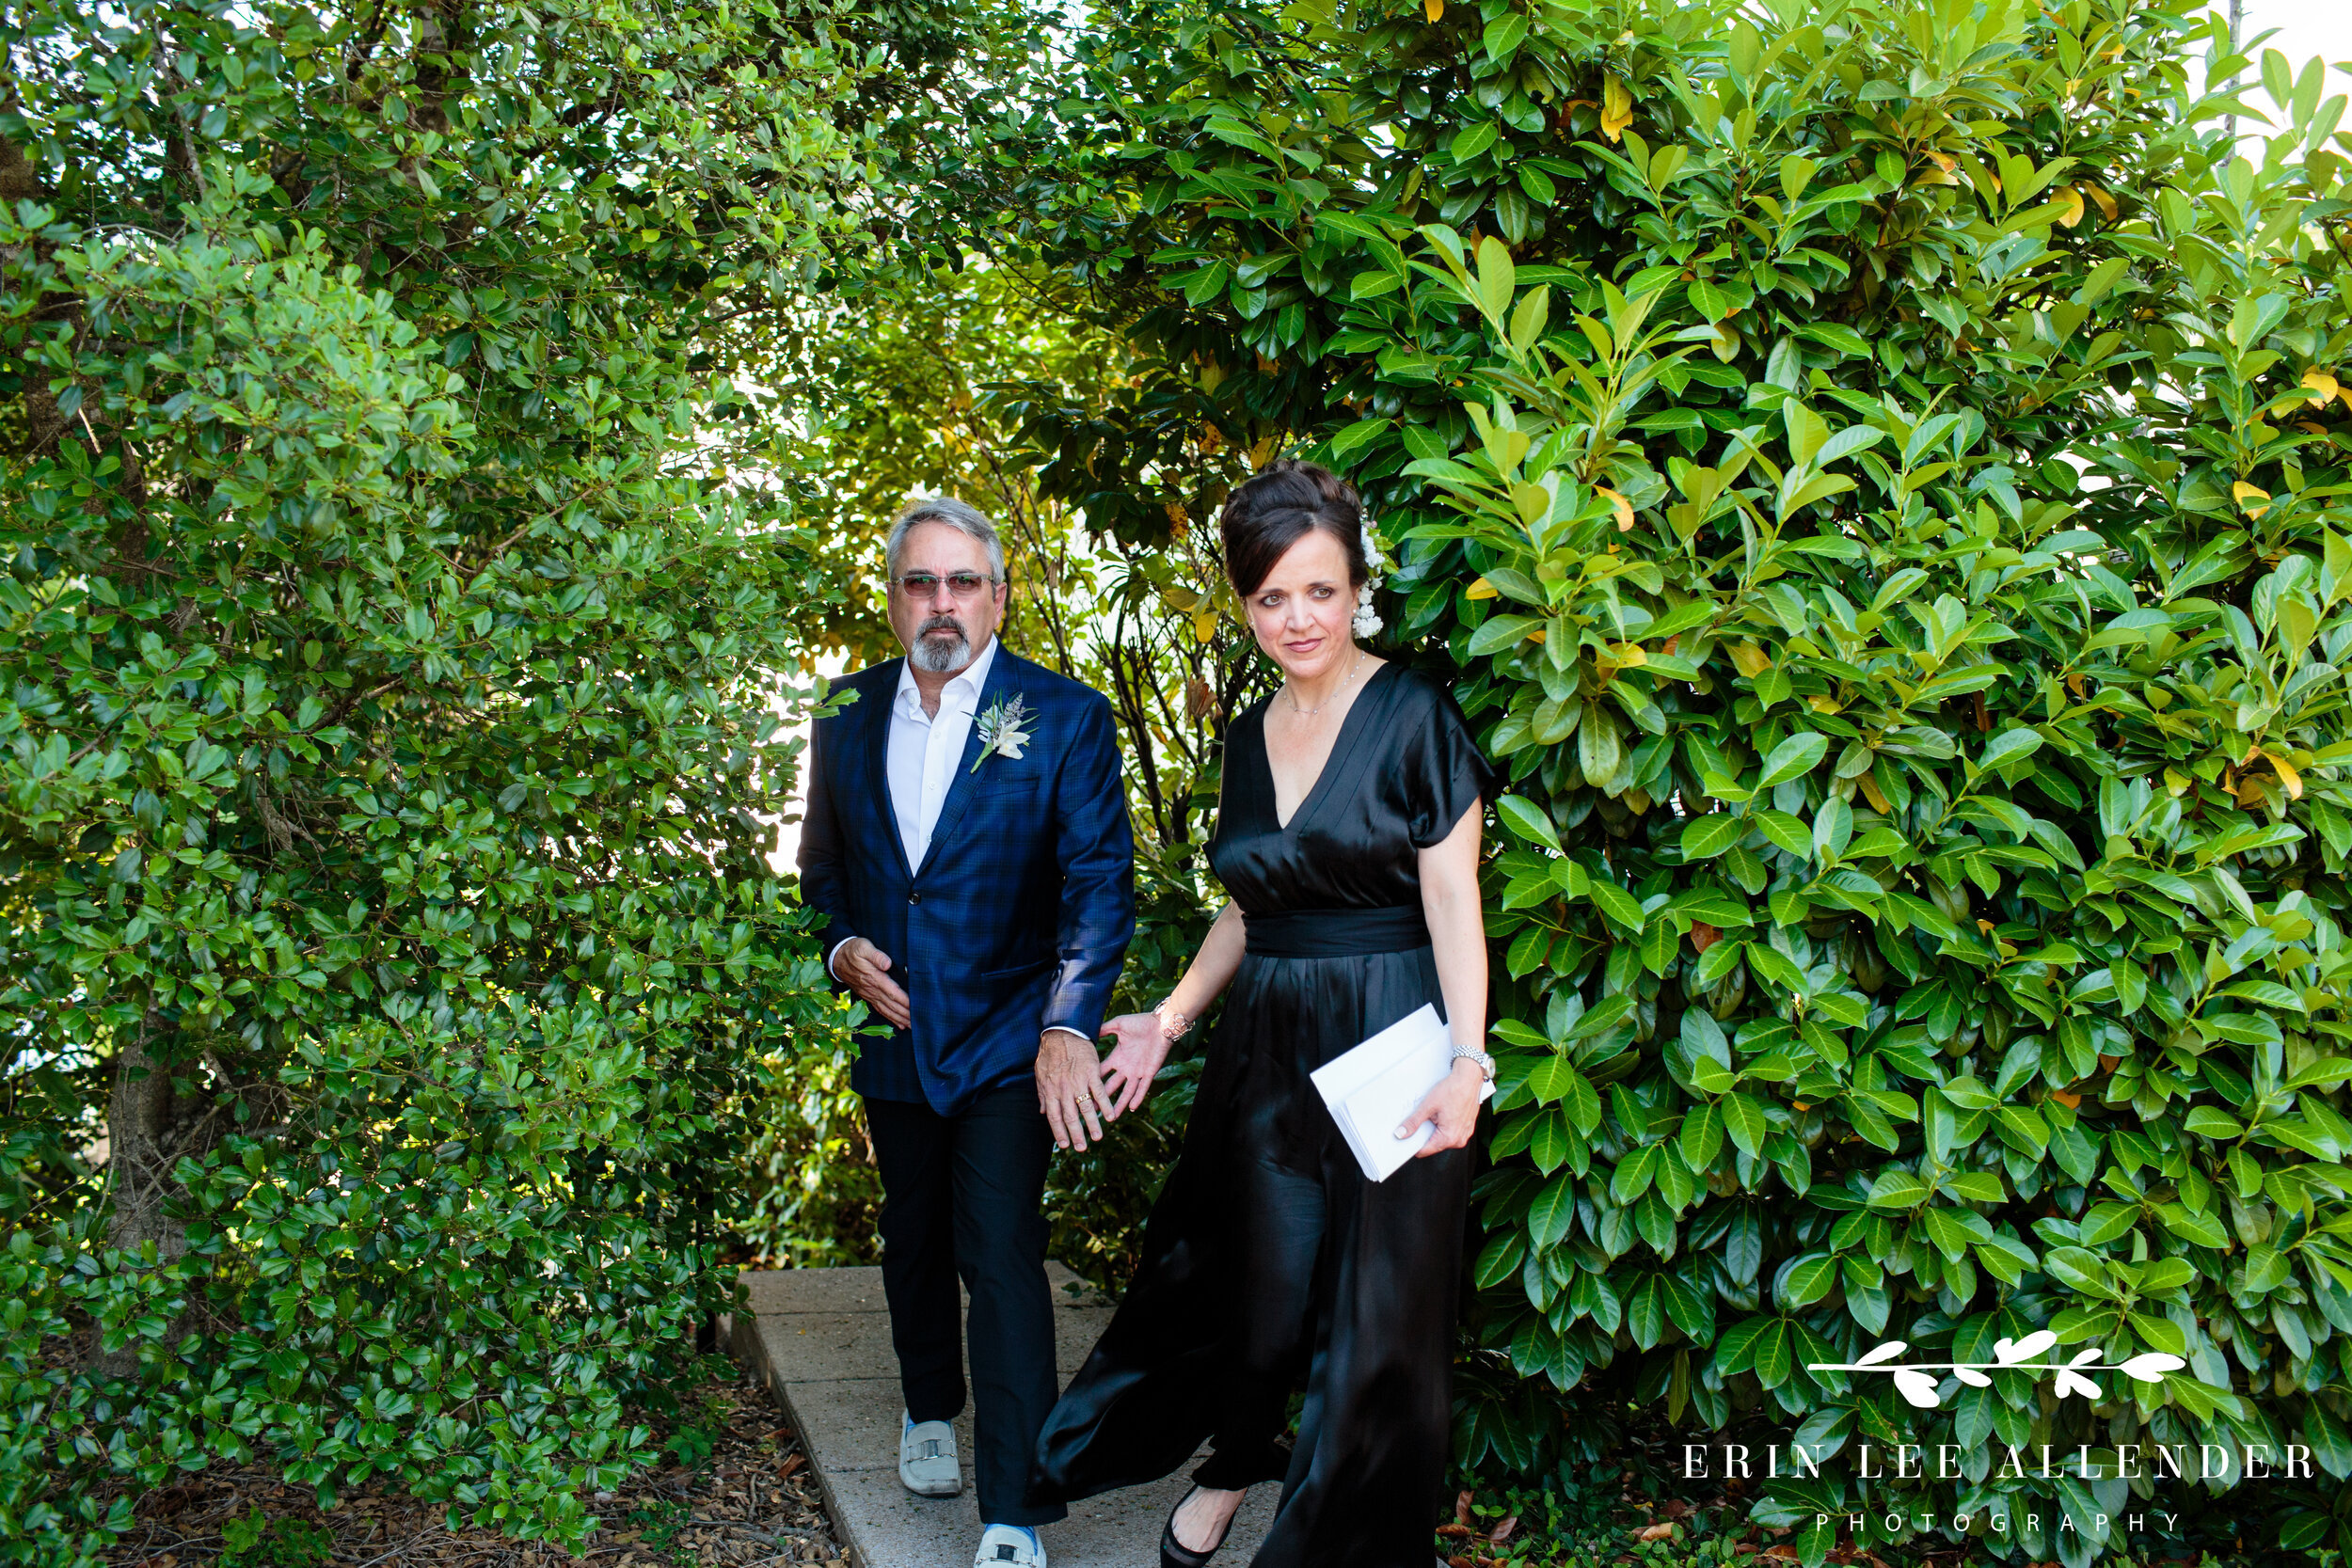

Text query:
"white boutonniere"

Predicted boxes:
[[970, 693, 1034, 773]]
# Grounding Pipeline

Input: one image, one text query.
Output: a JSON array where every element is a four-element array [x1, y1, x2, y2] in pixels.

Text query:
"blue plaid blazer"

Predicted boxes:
[[797, 648, 1136, 1115]]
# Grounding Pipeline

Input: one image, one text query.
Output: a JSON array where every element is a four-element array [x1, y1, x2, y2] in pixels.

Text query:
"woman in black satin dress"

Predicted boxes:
[[1027, 461, 1499, 1568]]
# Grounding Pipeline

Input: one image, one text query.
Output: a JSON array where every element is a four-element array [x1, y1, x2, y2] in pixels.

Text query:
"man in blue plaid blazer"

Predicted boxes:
[[798, 496, 1135, 1568]]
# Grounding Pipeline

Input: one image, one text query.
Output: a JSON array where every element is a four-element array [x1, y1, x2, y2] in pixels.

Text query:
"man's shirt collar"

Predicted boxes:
[[894, 634, 999, 718]]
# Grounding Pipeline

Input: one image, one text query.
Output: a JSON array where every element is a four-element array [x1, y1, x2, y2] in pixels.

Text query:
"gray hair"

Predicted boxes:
[[886, 496, 1006, 581]]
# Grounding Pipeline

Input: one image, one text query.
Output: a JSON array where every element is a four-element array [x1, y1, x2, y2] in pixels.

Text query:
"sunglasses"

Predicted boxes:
[[890, 571, 999, 600]]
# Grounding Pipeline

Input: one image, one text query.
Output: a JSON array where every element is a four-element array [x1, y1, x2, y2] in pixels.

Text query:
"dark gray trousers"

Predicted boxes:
[[866, 1080, 1067, 1527]]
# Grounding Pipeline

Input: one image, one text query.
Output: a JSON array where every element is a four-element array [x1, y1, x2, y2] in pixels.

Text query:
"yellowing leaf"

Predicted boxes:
[[1600, 75, 1633, 143], [1602, 641, 1647, 668], [1192, 610, 1218, 644], [1729, 640, 1772, 676], [1858, 772, 1892, 814], [1465, 576, 1500, 600], [1807, 693, 1842, 715], [2162, 767, 2190, 797], [1597, 485, 1635, 531], [2233, 481, 2271, 518], [2263, 750, 2305, 800], [2054, 185, 2085, 228], [2084, 183, 2119, 221], [2303, 369, 2341, 406], [1525, 626, 1548, 644], [1423, 0, 1442, 18]]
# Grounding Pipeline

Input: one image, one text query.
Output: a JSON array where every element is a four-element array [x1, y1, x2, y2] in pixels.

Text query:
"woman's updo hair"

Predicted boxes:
[[1217, 459, 1367, 598]]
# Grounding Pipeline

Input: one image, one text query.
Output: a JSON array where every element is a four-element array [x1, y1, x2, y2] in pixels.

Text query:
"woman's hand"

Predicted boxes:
[[1416, 805, 1487, 1159], [1097, 1011, 1174, 1117], [1397, 1057, 1486, 1157]]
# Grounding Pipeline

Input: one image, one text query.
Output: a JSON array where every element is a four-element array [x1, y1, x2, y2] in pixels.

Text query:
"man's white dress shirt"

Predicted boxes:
[[889, 632, 1000, 871], [827, 637, 1088, 1049]]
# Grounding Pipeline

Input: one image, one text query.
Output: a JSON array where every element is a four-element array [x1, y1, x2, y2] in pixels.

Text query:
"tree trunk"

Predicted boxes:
[[2226, 0, 2244, 144], [101, 1014, 187, 1377]]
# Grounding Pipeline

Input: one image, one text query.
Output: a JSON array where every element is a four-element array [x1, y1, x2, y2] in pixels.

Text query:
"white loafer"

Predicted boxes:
[[898, 1410, 961, 1497], [975, 1523, 1047, 1566]]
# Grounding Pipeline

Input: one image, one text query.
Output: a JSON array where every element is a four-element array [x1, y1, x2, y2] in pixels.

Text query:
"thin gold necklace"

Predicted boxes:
[[1284, 648, 1366, 719]]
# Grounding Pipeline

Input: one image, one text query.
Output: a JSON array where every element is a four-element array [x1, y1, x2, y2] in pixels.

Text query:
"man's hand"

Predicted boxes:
[[1097, 1012, 1174, 1117], [1036, 1030, 1111, 1151], [834, 938, 912, 1030], [1396, 1058, 1485, 1158]]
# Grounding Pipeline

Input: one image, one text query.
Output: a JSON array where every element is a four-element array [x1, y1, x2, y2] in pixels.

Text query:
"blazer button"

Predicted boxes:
[[908, 891, 922, 905]]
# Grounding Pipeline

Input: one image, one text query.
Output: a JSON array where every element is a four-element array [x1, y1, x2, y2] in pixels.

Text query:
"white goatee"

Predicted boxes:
[[909, 622, 971, 673]]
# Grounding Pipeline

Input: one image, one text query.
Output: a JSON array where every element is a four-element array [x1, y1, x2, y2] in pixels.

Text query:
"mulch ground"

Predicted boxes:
[[104, 1372, 846, 1567]]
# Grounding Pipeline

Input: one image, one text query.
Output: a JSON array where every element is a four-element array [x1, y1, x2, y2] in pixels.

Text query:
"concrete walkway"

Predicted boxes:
[[734, 1264, 1275, 1568]]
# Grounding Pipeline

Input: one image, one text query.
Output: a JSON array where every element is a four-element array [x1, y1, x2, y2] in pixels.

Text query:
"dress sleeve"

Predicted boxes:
[[1405, 673, 1500, 847]]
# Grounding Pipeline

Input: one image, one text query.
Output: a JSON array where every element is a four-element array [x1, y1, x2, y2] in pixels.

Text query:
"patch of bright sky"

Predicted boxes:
[[2235, 0, 2352, 85], [2213, 0, 2352, 143]]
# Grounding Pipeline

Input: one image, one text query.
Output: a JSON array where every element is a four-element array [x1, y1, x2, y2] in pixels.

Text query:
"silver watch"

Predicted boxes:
[[1449, 1042, 1496, 1084]]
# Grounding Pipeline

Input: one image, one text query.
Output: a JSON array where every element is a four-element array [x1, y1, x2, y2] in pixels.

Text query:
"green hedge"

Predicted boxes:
[[962, 0, 2352, 1561], [0, 2, 894, 1560]]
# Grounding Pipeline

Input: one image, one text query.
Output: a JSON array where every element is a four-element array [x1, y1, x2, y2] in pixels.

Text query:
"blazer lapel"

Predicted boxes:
[[914, 649, 1019, 879], [864, 658, 914, 883]]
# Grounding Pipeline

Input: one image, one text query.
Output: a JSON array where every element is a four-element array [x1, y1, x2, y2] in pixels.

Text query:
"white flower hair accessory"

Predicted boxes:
[[1354, 521, 1389, 640]]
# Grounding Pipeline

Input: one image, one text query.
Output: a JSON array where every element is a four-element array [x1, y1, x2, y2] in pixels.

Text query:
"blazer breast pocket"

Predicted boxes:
[[974, 765, 1044, 797]]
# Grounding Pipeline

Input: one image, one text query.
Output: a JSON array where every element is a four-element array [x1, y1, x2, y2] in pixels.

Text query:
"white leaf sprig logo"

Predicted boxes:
[[970, 693, 1034, 774], [1809, 1330, 2185, 1409]]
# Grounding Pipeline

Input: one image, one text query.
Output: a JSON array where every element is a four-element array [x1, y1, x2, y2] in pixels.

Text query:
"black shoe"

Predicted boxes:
[[1160, 1487, 1235, 1568]]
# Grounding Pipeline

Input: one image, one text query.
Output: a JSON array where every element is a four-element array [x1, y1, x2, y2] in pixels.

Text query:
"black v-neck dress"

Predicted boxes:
[[1029, 661, 1497, 1568]]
